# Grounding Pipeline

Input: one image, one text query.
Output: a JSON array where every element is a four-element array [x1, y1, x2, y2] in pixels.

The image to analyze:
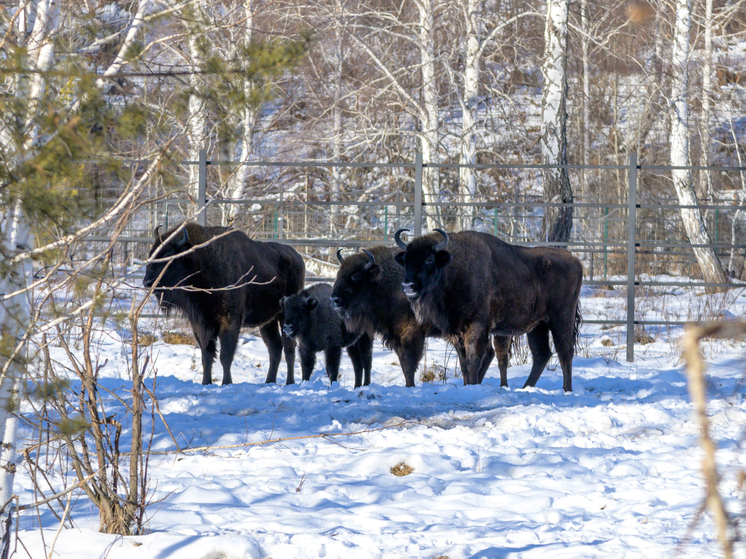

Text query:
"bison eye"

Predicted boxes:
[[351, 272, 363, 283], [424, 255, 435, 268]]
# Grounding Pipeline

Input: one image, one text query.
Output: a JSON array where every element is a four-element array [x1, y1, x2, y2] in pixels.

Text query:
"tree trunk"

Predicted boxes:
[[416, 0, 441, 233], [226, 0, 256, 225], [187, 1, 209, 203], [541, 0, 573, 244], [459, 0, 481, 231], [669, 0, 727, 289]]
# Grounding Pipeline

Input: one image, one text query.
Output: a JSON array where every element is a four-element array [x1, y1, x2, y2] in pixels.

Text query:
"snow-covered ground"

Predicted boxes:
[[11, 283, 746, 559]]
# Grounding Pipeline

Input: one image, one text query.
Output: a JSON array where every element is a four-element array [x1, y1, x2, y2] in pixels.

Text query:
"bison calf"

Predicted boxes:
[[282, 283, 373, 387], [142, 223, 305, 386]]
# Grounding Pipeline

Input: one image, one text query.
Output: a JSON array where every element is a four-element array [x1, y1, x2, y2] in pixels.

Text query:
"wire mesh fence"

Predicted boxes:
[[79, 152, 746, 360]]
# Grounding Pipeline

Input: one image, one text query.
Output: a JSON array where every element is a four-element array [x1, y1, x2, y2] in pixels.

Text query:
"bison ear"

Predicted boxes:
[[434, 250, 451, 268], [394, 251, 405, 267], [306, 297, 319, 310]]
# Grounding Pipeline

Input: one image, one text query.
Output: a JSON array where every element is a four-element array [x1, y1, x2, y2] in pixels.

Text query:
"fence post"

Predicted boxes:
[[414, 153, 423, 237], [626, 152, 638, 362], [198, 150, 207, 227]]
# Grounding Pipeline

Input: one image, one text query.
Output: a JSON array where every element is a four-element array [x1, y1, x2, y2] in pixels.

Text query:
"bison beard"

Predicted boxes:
[[142, 222, 305, 385], [395, 228, 582, 392]]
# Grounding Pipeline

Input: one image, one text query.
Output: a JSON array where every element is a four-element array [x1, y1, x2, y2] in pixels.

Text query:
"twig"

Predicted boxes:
[[131, 420, 413, 457], [680, 320, 746, 559], [17, 474, 96, 512]]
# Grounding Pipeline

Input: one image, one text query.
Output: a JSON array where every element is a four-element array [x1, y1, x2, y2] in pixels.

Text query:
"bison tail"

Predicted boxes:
[[573, 300, 583, 350]]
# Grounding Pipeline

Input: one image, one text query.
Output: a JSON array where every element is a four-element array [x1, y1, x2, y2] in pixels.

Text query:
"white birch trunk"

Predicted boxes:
[[541, 0, 573, 243], [187, 1, 208, 202], [226, 0, 257, 225], [0, 0, 57, 546], [330, 12, 344, 236], [96, 0, 151, 90], [581, 0, 590, 200], [415, 0, 441, 233], [669, 0, 726, 288], [459, 0, 481, 231], [700, 0, 714, 205]]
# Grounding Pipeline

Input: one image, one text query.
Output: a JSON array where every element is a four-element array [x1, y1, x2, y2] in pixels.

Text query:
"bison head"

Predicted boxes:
[[142, 225, 194, 293], [394, 228, 451, 300], [331, 248, 381, 320], [281, 291, 319, 339]]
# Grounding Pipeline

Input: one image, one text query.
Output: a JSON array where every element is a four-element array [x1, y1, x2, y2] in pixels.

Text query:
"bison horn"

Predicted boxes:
[[336, 248, 345, 264], [434, 228, 449, 251], [394, 228, 409, 250], [175, 227, 189, 248], [362, 249, 376, 270], [154, 225, 162, 242]]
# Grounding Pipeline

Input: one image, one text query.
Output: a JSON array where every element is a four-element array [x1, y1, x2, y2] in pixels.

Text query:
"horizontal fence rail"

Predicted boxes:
[[82, 151, 746, 362]]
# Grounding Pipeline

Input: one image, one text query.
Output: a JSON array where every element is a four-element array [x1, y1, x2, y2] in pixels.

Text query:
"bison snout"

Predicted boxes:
[[402, 282, 419, 299], [283, 325, 296, 338], [142, 276, 154, 288], [330, 295, 343, 310]]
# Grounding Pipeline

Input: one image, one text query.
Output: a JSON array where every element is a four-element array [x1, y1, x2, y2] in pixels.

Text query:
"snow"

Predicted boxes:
[[10, 285, 746, 559]]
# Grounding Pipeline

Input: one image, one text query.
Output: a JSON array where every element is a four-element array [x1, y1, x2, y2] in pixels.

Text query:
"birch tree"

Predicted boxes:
[[668, 0, 727, 288], [337, 0, 444, 232], [541, 0, 573, 243], [226, 0, 258, 224], [0, 0, 61, 548]]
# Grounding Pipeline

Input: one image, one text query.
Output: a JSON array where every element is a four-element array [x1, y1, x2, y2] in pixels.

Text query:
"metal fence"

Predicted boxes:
[[87, 151, 746, 361]]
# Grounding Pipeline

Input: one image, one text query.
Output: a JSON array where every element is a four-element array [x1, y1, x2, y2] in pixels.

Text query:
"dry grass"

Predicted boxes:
[[634, 328, 655, 345], [420, 363, 446, 383], [162, 331, 195, 345], [137, 333, 157, 346], [390, 463, 414, 477]]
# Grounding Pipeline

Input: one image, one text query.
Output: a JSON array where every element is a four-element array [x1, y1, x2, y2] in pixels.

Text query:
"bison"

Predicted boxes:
[[281, 283, 373, 387], [142, 222, 305, 386], [394, 228, 582, 392], [331, 246, 436, 387]]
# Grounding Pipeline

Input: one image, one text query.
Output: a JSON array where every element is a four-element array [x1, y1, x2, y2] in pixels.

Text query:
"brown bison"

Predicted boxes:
[[143, 223, 305, 385], [330, 246, 436, 387], [394, 228, 582, 392]]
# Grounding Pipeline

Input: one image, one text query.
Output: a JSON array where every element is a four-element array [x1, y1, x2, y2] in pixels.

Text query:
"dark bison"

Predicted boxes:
[[281, 283, 373, 387], [394, 228, 582, 392], [331, 246, 435, 387], [142, 222, 305, 385]]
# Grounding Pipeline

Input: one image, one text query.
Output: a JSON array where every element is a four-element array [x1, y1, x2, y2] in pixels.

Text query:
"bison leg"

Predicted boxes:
[[281, 329, 297, 385], [347, 333, 373, 387], [492, 335, 511, 387], [453, 339, 469, 382], [523, 322, 552, 389], [394, 331, 424, 388], [462, 326, 493, 385], [217, 320, 242, 386], [299, 345, 316, 382], [192, 326, 217, 385], [325, 346, 342, 384], [550, 324, 574, 393], [260, 321, 284, 384], [476, 342, 495, 384]]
